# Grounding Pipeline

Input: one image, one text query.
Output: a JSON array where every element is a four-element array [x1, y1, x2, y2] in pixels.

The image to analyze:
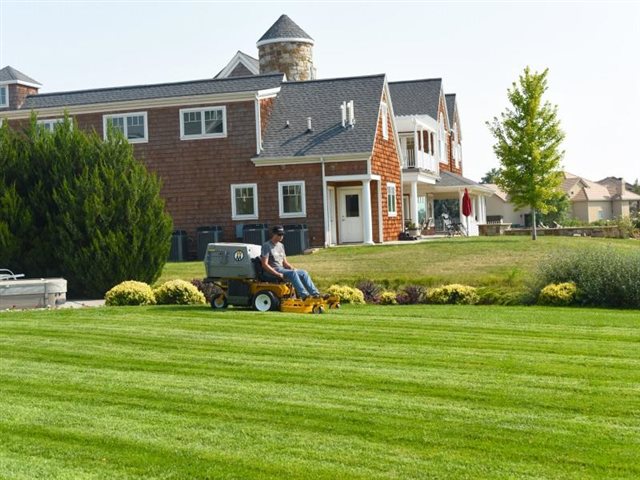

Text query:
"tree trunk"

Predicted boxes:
[[531, 209, 537, 240]]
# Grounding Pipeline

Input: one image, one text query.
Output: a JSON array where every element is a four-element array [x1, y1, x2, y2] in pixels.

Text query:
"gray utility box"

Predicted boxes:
[[0, 278, 67, 310], [169, 230, 189, 261], [283, 224, 309, 255], [242, 224, 269, 246], [204, 243, 262, 280], [196, 226, 222, 260]]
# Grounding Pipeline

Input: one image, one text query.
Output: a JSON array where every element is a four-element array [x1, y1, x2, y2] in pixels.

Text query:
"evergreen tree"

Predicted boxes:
[[486, 67, 565, 240], [0, 115, 172, 297], [480, 167, 501, 184]]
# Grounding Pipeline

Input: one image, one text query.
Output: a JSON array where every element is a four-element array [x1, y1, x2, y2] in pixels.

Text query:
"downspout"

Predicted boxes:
[[254, 94, 262, 155], [321, 157, 329, 247]]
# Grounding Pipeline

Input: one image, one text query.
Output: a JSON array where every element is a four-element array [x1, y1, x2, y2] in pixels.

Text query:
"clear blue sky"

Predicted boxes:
[[1, 0, 638, 183]]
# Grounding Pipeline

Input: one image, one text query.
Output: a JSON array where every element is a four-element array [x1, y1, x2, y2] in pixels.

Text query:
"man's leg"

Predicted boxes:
[[276, 268, 310, 298], [295, 269, 320, 296]]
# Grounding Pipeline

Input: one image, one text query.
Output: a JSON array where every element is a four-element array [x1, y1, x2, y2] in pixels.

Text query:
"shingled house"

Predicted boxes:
[[389, 79, 491, 235], [0, 15, 406, 252]]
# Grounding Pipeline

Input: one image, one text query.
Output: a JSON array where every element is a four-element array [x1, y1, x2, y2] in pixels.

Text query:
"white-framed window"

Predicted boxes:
[[103, 112, 148, 143], [37, 118, 65, 132], [231, 183, 258, 220], [381, 102, 389, 140], [387, 182, 397, 216], [180, 106, 226, 140], [278, 181, 306, 218], [0, 86, 8, 107]]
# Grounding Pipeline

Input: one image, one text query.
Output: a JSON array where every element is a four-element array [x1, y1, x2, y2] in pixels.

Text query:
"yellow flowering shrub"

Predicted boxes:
[[105, 280, 156, 306]]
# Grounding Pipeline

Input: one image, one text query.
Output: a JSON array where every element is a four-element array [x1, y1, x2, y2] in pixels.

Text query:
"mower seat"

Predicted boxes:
[[252, 257, 283, 283]]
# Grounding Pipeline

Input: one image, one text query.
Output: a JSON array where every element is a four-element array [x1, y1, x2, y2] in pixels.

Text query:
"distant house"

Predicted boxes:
[[563, 172, 640, 222], [484, 172, 640, 226], [483, 184, 530, 226]]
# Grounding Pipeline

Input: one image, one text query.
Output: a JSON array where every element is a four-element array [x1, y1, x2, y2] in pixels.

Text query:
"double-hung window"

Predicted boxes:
[[37, 118, 65, 132], [0, 86, 8, 107], [278, 181, 306, 218], [103, 112, 148, 143], [387, 183, 397, 216], [231, 183, 258, 220], [180, 106, 226, 140]]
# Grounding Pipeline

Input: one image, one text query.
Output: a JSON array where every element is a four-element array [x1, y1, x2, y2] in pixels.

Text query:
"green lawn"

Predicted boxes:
[[159, 236, 640, 290], [1, 304, 639, 479]]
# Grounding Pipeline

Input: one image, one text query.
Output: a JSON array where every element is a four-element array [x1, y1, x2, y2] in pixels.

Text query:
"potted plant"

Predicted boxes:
[[405, 220, 420, 237]]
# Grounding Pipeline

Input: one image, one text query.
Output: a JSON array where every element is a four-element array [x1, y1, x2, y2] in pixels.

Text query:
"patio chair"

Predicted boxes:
[[441, 213, 457, 237], [0, 269, 25, 281]]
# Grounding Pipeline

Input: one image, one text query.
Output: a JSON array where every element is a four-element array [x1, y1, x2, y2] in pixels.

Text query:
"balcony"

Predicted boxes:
[[402, 148, 439, 174]]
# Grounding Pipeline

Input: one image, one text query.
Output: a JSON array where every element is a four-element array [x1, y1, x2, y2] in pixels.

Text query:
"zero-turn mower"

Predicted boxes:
[[204, 243, 339, 314]]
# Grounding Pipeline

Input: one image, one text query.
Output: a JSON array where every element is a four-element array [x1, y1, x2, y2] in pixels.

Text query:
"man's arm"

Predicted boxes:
[[261, 255, 284, 279], [282, 257, 294, 270]]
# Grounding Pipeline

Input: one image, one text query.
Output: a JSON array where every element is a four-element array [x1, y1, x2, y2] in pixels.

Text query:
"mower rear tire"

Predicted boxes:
[[253, 290, 280, 312]]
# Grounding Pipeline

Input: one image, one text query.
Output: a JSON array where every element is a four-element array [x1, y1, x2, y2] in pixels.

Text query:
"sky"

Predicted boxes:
[[1, 0, 639, 183]]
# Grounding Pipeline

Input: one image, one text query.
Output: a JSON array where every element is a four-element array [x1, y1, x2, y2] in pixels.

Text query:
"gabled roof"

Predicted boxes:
[[484, 183, 509, 202], [435, 171, 492, 192], [15, 74, 284, 110], [257, 74, 386, 159], [597, 177, 640, 201], [0, 66, 41, 86], [257, 14, 314, 47], [445, 94, 456, 125], [214, 51, 260, 79], [388, 78, 442, 120], [562, 172, 614, 201]]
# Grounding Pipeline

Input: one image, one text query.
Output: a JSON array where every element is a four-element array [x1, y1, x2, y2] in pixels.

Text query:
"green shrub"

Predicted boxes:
[[191, 279, 221, 303], [105, 281, 156, 306], [0, 116, 172, 298], [538, 282, 577, 306], [154, 280, 206, 305], [536, 247, 640, 308], [477, 286, 530, 306], [426, 284, 479, 305], [327, 285, 365, 304], [379, 290, 398, 305]]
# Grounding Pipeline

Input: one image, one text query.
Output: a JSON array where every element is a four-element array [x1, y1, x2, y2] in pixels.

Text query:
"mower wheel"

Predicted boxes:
[[312, 305, 325, 314], [253, 290, 280, 312], [211, 294, 228, 309]]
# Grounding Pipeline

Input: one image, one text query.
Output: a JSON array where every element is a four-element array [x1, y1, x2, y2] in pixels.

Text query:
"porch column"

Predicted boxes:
[[362, 180, 374, 245], [410, 181, 419, 227], [413, 123, 419, 168]]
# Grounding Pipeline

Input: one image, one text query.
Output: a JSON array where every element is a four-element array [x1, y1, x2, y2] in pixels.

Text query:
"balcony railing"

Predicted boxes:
[[402, 148, 439, 174]]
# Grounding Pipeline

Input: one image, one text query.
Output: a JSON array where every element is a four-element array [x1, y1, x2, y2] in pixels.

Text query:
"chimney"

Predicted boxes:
[[347, 100, 355, 127], [619, 178, 626, 195]]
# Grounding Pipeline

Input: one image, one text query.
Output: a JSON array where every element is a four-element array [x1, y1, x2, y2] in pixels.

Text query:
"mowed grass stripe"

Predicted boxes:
[[1, 305, 639, 479]]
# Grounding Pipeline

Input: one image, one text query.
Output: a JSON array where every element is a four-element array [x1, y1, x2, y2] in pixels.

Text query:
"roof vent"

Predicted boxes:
[[340, 101, 347, 128], [347, 100, 355, 127], [285, 120, 290, 128], [306, 117, 313, 133]]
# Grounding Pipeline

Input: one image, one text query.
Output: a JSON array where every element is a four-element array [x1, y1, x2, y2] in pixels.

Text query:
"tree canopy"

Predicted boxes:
[[486, 67, 565, 239]]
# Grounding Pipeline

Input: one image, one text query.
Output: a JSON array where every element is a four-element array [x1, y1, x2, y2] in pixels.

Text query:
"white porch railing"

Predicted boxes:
[[402, 148, 439, 174]]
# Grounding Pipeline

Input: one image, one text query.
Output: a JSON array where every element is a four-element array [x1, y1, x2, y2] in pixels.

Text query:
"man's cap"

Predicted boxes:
[[272, 225, 285, 235]]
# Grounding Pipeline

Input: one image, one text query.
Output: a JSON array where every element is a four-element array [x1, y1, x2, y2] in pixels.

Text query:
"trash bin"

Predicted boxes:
[[169, 230, 188, 262], [242, 224, 269, 246], [283, 224, 309, 255], [196, 226, 222, 260]]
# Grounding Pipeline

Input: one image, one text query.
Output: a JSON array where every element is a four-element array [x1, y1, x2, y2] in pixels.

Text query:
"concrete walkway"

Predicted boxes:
[[59, 299, 105, 309]]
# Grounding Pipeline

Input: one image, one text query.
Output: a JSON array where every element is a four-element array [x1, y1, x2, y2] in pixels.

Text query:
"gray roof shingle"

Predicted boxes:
[[388, 78, 441, 119], [257, 14, 313, 44], [18, 74, 284, 110], [258, 74, 385, 158], [0, 66, 41, 85], [436, 171, 484, 188], [445, 93, 456, 125]]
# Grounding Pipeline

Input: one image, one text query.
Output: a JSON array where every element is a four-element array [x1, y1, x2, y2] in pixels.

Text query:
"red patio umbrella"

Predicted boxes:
[[462, 188, 472, 236]]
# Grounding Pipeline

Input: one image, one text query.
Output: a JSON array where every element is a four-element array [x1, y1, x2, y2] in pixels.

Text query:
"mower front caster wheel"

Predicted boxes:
[[211, 294, 228, 309]]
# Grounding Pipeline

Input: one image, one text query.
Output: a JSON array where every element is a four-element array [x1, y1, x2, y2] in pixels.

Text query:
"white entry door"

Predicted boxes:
[[339, 188, 363, 243]]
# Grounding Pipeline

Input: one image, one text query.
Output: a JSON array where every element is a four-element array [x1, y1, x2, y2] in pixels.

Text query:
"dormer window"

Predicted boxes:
[[0, 86, 8, 107]]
